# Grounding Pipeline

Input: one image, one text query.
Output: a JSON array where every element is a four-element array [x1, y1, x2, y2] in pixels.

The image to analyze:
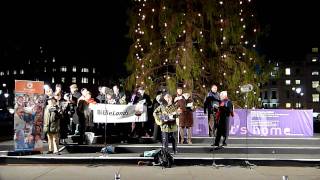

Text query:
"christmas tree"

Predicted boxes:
[[125, 0, 271, 108]]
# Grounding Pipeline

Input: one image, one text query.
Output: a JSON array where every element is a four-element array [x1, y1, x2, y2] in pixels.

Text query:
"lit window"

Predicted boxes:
[[61, 77, 65, 83], [295, 80, 300, 85], [13, 70, 17, 75], [312, 47, 318, 53], [285, 103, 291, 108], [81, 68, 89, 73], [52, 57, 55, 63], [285, 68, 291, 75], [312, 94, 319, 102], [0, 72, 4, 76], [93, 68, 96, 74], [20, 69, 24, 74], [93, 78, 95, 84], [285, 80, 291, 85], [60, 66, 67, 72], [52, 77, 55, 83], [295, 103, 301, 108], [72, 66, 77, 72], [72, 77, 76, 83], [81, 77, 88, 83], [28, 60, 31, 64], [312, 71, 319, 75], [312, 58, 317, 62], [52, 68, 56, 72], [44, 67, 47, 72], [312, 81, 319, 88]]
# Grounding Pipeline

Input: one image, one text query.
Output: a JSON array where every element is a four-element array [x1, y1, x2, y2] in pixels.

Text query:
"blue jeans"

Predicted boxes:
[[162, 131, 177, 153]]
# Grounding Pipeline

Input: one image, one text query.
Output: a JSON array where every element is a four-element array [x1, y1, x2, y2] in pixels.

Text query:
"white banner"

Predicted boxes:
[[92, 103, 147, 123]]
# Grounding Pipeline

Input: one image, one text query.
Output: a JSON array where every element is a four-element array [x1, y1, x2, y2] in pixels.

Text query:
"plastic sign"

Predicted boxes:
[[240, 84, 253, 93]]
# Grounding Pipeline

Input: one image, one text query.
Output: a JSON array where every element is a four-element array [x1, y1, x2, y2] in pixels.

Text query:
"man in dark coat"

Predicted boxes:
[[214, 91, 234, 149], [204, 85, 220, 137]]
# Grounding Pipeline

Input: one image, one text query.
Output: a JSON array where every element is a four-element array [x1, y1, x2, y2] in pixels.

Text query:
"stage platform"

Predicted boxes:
[[1, 135, 320, 165]]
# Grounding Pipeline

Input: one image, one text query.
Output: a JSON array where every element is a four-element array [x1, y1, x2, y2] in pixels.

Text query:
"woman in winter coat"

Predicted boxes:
[[43, 97, 61, 155]]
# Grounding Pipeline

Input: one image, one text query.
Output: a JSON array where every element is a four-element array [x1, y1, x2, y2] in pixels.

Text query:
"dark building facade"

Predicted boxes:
[[261, 48, 320, 115], [0, 46, 103, 107]]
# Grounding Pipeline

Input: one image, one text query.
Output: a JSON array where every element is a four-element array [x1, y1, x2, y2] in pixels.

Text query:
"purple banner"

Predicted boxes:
[[192, 109, 314, 137], [192, 108, 209, 137], [229, 109, 314, 137]]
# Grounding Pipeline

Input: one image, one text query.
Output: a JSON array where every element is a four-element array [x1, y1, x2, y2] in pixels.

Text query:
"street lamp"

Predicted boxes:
[[292, 87, 303, 109]]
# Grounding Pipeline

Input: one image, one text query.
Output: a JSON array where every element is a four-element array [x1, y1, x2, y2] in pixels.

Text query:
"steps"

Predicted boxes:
[[1, 135, 320, 164]]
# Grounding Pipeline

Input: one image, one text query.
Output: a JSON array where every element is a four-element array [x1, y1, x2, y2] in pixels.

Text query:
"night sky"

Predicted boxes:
[[1, 1, 319, 76]]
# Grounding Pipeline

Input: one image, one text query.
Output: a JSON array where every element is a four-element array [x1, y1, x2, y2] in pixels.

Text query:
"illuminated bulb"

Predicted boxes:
[[163, 6, 166, 10], [135, 45, 138, 48], [242, 53, 245, 56], [141, 64, 145, 68], [183, 66, 186, 69], [183, 48, 186, 51], [139, 9, 141, 12], [243, 70, 246, 73], [240, 18, 243, 22], [253, 44, 256, 48], [142, 3, 145, 7], [245, 41, 248, 44], [135, 29, 138, 33], [148, 76, 151, 79], [137, 39, 140, 42], [223, 72, 226, 76], [241, 35, 244, 39], [141, 81, 144, 84], [223, 54, 227, 58], [136, 76, 139, 78], [220, 19, 223, 23], [151, 25, 153, 29], [254, 91, 256, 95], [221, 42, 223, 45], [165, 59, 168, 62], [149, 42, 152, 46], [179, 35, 181, 38], [152, 8, 155, 12], [183, 84, 186, 88], [243, 25, 246, 28], [248, 0, 251, 2], [254, 28, 257, 32], [149, 59, 152, 62], [223, 36, 226, 40], [220, 82, 223, 85], [200, 31, 202, 34], [202, 66, 205, 70], [200, 49, 203, 52], [167, 76, 170, 79], [141, 31, 144, 34], [164, 36, 167, 39], [249, 58, 253, 60], [240, 1, 242, 4], [141, 48, 144, 51], [198, 13, 201, 17], [202, 85, 206, 88], [251, 14, 254, 17], [136, 53, 139, 56], [220, 28, 223, 31], [138, 23, 140, 26], [164, 22, 167, 27], [176, 60, 179, 64], [236, 90, 239, 94], [219, 1, 223, 5]]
